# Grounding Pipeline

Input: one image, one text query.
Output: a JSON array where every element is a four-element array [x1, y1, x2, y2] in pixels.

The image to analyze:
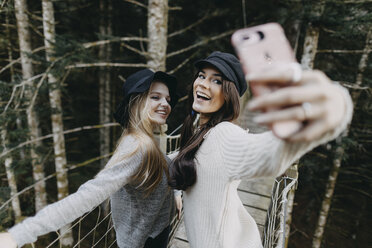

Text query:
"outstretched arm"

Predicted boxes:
[[3, 136, 142, 247], [218, 67, 353, 180]]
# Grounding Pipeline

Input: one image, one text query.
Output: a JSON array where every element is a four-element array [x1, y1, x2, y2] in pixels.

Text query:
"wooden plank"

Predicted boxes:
[[257, 224, 265, 236], [169, 238, 190, 248], [237, 190, 271, 210], [244, 205, 267, 226], [173, 219, 188, 241], [238, 178, 275, 197]]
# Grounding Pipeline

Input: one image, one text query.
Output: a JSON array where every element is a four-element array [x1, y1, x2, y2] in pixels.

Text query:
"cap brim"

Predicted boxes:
[[194, 60, 234, 83]]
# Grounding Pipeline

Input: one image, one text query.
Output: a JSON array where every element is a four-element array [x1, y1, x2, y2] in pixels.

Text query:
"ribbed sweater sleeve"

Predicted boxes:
[[215, 85, 353, 181], [9, 136, 143, 247]]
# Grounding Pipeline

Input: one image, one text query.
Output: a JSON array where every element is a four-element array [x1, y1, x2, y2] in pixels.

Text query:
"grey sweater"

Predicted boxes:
[[9, 135, 175, 248]]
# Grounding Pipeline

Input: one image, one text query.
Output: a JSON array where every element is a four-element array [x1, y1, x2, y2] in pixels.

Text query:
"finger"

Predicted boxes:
[[248, 86, 326, 111], [248, 67, 328, 87], [247, 63, 302, 85], [287, 119, 327, 142], [252, 102, 324, 124]]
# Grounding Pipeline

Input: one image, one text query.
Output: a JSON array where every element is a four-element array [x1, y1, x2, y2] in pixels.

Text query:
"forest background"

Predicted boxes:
[[0, 0, 371, 247]]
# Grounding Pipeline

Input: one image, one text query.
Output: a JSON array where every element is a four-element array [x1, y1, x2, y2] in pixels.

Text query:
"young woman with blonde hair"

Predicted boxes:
[[0, 69, 180, 248]]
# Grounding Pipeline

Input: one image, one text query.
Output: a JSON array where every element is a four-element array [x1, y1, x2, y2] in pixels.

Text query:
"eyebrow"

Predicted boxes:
[[200, 69, 223, 78], [150, 91, 170, 98]]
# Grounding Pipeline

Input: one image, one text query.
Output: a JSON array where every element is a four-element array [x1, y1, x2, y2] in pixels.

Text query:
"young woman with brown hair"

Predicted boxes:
[[169, 51, 353, 248]]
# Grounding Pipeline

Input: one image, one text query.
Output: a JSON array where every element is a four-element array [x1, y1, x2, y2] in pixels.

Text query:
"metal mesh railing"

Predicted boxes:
[[45, 202, 116, 248], [0, 131, 182, 248], [2, 124, 298, 248], [263, 173, 298, 248]]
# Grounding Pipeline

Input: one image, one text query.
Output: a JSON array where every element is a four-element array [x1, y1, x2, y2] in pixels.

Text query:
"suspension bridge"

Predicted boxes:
[[0, 110, 298, 248]]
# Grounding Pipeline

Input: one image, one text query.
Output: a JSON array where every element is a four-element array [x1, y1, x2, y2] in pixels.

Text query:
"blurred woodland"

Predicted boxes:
[[0, 0, 371, 247]]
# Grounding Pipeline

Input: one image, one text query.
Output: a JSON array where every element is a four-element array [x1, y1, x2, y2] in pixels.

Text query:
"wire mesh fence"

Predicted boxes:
[[2, 122, 298, 248], [0, 131, 182, 248], [263, 173, 298, 248]]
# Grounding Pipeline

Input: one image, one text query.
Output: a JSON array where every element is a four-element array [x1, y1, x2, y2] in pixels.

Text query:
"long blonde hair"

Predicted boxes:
[[107, 90, 169, 195]]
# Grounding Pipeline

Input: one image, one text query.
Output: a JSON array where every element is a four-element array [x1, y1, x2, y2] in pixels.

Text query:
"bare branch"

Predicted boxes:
[[65, 62, 148, 69], [1, 37, 149, 76], [317, 49, 372, 53], [167, 51, 199, 74], [118, 75, 126, 83], [339, 81, 370, 90], [28, 21, 45, 38], [27, 65, 52, 113], [1, 73, 44, 115], [356, 27, 372, 86], [83, 37, 148, 49], [120, 42, 149, 57], [167, 30, 235, 58], [168, 6, 182, 11], [178, 95, 188, 103], [139, 29, 146, 53], [168, 11, 221, 38], [0, 122, 120, 159], [25, 8, 44, 21], [0, 46, 46, 75], [60, 68, 71, 87], [122, 0, 147, 9], [0, 0, 9, 10], [1, 23, 17, 29]]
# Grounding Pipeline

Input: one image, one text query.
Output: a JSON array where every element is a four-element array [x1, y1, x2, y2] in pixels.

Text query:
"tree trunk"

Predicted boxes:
[[99, 0, 112, 170], [98, 0, 113, 217], [42, 0, 73, 246], [300, 26, 320, 70], [14, 0, 47, 212], [300, 1, 325, 69], [297, 5, 329, 246], [147, 0, 168, 71], [3, 10, 22, 222], [1, 129, 22, 221], [312, 144, 343, 248], [312, 26, 371, 248]]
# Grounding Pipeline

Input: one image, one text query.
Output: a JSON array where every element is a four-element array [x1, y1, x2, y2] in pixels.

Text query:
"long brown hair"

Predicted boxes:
[[105, 90, 169, 195], [169, 75, 240, 190]]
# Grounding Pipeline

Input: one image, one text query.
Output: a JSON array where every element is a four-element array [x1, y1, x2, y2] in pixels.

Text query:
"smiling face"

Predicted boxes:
[[192, 66, 225, 124], [147, 81, 171, 125]]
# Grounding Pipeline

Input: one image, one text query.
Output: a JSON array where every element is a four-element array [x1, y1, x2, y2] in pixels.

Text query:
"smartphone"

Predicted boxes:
[[231, 23, 302, 138]]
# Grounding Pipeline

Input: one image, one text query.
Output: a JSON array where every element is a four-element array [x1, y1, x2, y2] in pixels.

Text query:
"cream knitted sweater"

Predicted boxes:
[[182, 87, 353, 248]]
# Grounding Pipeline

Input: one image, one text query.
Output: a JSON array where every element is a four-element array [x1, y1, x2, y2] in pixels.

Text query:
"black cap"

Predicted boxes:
[[194, 51, 247, 96], [114, 69, 178, 127]]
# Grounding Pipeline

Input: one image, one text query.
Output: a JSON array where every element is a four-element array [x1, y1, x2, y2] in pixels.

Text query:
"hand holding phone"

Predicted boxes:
[[231, 23, 302, 138]]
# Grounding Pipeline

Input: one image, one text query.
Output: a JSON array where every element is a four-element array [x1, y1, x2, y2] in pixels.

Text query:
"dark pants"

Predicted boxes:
[[143, 226, 170, 248]]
